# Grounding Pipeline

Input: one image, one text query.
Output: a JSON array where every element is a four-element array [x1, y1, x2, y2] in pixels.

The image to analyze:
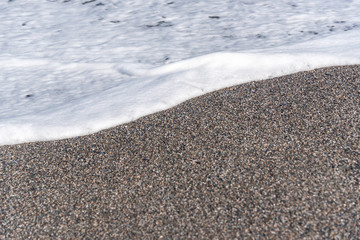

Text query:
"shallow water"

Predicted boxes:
[[1, 0, 360, 145]]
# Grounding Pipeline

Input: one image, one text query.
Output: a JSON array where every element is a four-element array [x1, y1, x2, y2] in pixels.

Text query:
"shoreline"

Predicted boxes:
[[1, 65, 360, 238]]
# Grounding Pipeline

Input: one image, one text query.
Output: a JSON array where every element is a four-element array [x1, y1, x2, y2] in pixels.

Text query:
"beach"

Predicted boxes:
[[1, 65, 360, 238]]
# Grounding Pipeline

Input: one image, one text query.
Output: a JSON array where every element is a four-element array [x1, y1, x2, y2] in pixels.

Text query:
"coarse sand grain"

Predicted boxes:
[[1, 65, 360, 239]]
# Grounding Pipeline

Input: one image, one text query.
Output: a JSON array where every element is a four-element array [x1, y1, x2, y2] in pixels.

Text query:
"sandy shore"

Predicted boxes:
[[1, 65, 360, 239]]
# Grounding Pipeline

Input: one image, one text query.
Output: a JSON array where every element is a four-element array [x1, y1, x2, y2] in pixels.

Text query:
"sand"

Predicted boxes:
[[1, 65, 360, 239]]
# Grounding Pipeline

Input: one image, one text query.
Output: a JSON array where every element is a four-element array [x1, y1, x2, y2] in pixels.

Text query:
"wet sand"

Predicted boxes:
[[1, 65, 360, 239]]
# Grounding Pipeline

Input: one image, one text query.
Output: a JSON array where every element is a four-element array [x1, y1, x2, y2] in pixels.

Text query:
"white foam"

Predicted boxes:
[[0, 0, 360, 145]]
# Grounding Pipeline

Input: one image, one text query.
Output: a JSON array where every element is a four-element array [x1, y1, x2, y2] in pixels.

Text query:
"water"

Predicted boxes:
[[0, 0, 360, 145]]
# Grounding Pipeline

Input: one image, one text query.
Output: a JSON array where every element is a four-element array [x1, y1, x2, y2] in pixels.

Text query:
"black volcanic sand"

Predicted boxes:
[[1, 65, 360, 239]]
